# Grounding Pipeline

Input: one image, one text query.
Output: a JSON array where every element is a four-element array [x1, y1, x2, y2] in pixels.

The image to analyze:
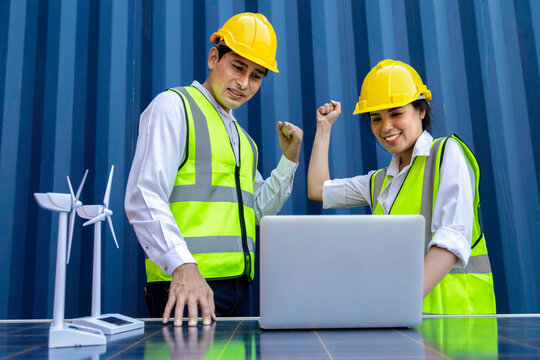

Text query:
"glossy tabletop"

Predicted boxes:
[[1, 315, 539, 359]]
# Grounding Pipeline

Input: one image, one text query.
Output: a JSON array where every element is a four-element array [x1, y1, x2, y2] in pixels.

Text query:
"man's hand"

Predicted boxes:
[[277, 121, 303, 163], [162, 263, 216, 327], [316, 101, 341, 129]]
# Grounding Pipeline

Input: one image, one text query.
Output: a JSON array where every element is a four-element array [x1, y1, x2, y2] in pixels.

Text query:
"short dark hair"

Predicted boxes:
[[410, 99, 431, 131], [216, 44, 232, 60], [216, 44, 268, 77]]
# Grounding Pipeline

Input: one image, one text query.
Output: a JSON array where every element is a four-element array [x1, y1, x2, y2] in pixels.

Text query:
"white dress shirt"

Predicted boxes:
[[322, 131, 475, 267], [125, 81, 298, 275]]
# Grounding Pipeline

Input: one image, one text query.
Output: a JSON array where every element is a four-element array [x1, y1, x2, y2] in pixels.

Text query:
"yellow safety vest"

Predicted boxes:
[[145, 86, 258, 282], [370, 135, 496, 314]]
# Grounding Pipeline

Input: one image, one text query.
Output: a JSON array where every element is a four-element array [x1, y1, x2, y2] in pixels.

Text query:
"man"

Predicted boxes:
[[125, 12, 303, 327]]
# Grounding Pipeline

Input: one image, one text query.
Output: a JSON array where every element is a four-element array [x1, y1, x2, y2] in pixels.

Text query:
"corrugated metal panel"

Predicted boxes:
[[0, 0, 538, 318]]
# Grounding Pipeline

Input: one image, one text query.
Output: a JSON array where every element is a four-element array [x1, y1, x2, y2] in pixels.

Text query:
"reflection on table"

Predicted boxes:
[[419, 316, 498, 358], [1, 316, 539, 359]]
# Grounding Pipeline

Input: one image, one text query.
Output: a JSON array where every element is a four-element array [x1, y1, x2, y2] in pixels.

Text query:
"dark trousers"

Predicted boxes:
[[145, 277, 250, 318]]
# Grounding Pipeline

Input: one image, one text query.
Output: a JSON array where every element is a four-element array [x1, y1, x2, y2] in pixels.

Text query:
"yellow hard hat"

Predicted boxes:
[[210, 12, 279, 73], [353, 59, 431, 114]]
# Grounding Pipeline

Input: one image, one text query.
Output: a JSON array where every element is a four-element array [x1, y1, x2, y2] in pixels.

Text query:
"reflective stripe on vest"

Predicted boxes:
[[145, 86, 258, 282], [369, 135, 496, 314]]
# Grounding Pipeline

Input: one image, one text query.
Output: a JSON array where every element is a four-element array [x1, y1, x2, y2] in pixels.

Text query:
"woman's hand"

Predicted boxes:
[[316, 101, 341, 129], [308, 101, 341, 202]]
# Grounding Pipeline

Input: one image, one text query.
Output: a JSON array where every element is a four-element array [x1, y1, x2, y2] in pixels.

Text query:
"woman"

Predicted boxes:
[[307, 59, 496, 314]]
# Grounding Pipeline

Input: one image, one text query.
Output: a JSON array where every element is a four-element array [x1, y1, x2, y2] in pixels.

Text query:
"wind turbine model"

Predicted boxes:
[[72, 165, 144, 335], [34, 171, 106, 348]]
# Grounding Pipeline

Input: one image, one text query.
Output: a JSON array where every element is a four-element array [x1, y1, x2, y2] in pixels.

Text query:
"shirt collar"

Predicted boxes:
[[386, 130, 433, 177], [191, 81, 237, 122]]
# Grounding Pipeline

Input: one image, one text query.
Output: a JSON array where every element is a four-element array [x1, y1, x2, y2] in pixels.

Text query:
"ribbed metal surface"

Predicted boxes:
[[0, 0, 538, 318]]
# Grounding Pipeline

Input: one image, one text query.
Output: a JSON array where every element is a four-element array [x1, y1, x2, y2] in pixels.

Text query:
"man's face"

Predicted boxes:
[[205, 48, 266, 111]]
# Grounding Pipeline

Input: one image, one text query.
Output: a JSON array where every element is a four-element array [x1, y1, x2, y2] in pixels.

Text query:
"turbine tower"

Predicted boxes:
[[34, 171, 106, 348]]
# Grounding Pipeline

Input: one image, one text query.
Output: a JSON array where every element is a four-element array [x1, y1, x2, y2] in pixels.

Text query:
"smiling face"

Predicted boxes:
[[369, 103, 425, 166], [202, 47, 266, 112]]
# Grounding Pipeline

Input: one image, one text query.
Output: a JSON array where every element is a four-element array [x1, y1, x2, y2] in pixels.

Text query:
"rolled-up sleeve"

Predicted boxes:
[[254, 155, 298, 223], [428, 139, 475, 268], [322, 172, 374, 209]]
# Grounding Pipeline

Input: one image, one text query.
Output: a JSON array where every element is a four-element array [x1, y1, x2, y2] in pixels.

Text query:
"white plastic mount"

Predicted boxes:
[[72, 313, 144, 335], [48, 322, 106, 348]]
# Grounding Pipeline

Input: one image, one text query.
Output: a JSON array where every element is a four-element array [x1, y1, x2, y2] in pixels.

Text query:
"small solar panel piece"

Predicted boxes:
[[98, 316, 132, 326]]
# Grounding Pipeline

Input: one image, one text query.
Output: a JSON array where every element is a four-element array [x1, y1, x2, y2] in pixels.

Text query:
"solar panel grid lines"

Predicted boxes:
[[0, 317, 540, 359]]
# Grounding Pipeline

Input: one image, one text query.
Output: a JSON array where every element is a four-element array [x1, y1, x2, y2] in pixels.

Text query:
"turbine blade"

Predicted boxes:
[[67, 176, 75, 201], [103, 165, 114, 208], [75, 169, 89, 200], [107, 216, 119, 249], [67, 209, 76, 264], [83, 213, 106, 226]]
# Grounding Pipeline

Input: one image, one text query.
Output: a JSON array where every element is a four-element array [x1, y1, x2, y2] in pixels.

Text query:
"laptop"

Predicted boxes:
[[259, 215, 425, 329]]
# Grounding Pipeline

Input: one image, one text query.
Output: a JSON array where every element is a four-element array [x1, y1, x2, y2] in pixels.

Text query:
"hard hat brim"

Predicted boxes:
[[353, 93, 432, 115]]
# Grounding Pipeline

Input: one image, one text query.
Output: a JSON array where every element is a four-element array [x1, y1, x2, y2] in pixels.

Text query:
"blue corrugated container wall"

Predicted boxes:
[[0, 0, 538, 319]]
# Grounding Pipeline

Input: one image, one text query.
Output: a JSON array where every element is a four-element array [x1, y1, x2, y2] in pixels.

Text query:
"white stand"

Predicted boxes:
[[48, 213, 106, 348], [73, 313, 145, 335], [49, 322, 106, 348], [106, 326, 145, 343], [72, 166, 144, 335], [35, 178, 106, 348]]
